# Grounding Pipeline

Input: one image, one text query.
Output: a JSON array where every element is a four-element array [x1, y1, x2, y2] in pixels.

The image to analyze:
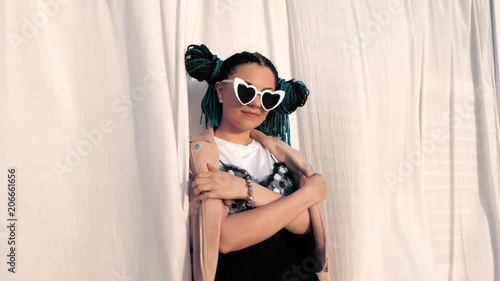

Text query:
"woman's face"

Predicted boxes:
[[216, 63, 276, 133]]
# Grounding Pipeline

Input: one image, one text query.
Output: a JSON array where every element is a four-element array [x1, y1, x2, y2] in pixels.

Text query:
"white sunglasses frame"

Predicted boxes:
[[221, 77, 285, 111]]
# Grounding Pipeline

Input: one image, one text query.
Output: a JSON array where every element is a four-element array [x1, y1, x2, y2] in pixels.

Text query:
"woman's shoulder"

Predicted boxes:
[[189, 127, 215, 144], [189, 128, 219, 154], [250, 129, 315, 177], [188, 128, 219, 175]]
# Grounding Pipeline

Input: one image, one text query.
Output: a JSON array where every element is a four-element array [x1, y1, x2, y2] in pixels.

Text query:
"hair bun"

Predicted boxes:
[[276, 79, 309, 114], [185, 44, 223, 84]]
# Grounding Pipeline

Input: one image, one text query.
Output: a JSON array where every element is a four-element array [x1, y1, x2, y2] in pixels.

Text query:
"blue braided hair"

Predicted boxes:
[[184, 44, 309, 144]]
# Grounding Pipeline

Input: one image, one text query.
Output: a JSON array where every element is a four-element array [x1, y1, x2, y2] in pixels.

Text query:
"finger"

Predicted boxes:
[[193, 187, 203, 197], [192, 177, 211, 188], [193, 180, 218, 196], [196, 191, 215, 201], [193, 184, 209, 197], [191, 179, 199, 190]]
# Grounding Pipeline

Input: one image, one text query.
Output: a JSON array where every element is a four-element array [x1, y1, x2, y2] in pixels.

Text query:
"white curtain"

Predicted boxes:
[[1, 1, 498, 281], [288, 1, 500, 280]]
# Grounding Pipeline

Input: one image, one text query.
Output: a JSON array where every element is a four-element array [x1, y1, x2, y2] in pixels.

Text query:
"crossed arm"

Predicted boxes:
[[192, 163, 326, 253]]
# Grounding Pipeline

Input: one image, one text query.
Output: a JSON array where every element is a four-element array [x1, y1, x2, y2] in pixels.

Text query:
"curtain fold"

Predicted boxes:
[[1, 1, 191, 280], [287, 0, 499, 280]]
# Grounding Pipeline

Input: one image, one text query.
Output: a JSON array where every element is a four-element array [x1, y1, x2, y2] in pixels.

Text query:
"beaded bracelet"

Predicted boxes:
[[244, 175, 255, 207]]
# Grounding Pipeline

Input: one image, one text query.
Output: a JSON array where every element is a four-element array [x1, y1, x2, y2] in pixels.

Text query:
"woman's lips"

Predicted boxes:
[[242, 110, 260, 118]]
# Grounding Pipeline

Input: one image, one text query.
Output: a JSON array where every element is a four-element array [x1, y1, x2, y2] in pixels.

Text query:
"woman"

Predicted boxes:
[[185, 44, 330, 281]]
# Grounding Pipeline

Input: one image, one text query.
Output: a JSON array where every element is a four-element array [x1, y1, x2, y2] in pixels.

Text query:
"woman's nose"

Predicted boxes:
[[248, 95, 262, 109]]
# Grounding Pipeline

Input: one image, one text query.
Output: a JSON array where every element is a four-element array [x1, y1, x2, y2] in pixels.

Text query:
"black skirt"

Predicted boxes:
[[214, 229, 320, 281]]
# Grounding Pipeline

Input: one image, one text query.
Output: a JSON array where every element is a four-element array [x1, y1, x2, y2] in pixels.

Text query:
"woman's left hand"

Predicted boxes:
[[192, 163, 246, 201]]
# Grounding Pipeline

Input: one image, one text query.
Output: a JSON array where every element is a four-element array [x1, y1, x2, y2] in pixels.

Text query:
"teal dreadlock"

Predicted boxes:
[[199, 86, 222, 128], [185, 44, 223, 127], [185, 44, 310, 145], [259, 78, 309, 144], [256, 109, 291, 144]]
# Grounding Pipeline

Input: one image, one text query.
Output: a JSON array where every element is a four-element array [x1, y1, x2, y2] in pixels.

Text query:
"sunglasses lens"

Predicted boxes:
[[237, 84, 256, 104], [261, 92, 281, 110]]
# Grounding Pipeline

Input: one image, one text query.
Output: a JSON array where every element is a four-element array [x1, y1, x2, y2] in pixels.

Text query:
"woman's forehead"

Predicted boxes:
[[231, 64, 276, 89]]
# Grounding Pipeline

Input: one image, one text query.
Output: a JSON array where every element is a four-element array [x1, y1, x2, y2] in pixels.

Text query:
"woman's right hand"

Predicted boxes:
[[299, 173, 327, 205], [191, 163, 246, 201]]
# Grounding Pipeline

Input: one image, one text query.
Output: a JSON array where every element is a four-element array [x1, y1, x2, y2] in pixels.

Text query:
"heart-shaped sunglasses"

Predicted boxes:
[[221, 77, 285, 111]]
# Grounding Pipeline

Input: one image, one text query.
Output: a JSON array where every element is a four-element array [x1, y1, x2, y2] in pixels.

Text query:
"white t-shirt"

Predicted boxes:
[[214, 136, 275, 180]]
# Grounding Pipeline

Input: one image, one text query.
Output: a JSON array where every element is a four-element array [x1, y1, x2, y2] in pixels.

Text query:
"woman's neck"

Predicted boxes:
[[214, 127, 253, 145]]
